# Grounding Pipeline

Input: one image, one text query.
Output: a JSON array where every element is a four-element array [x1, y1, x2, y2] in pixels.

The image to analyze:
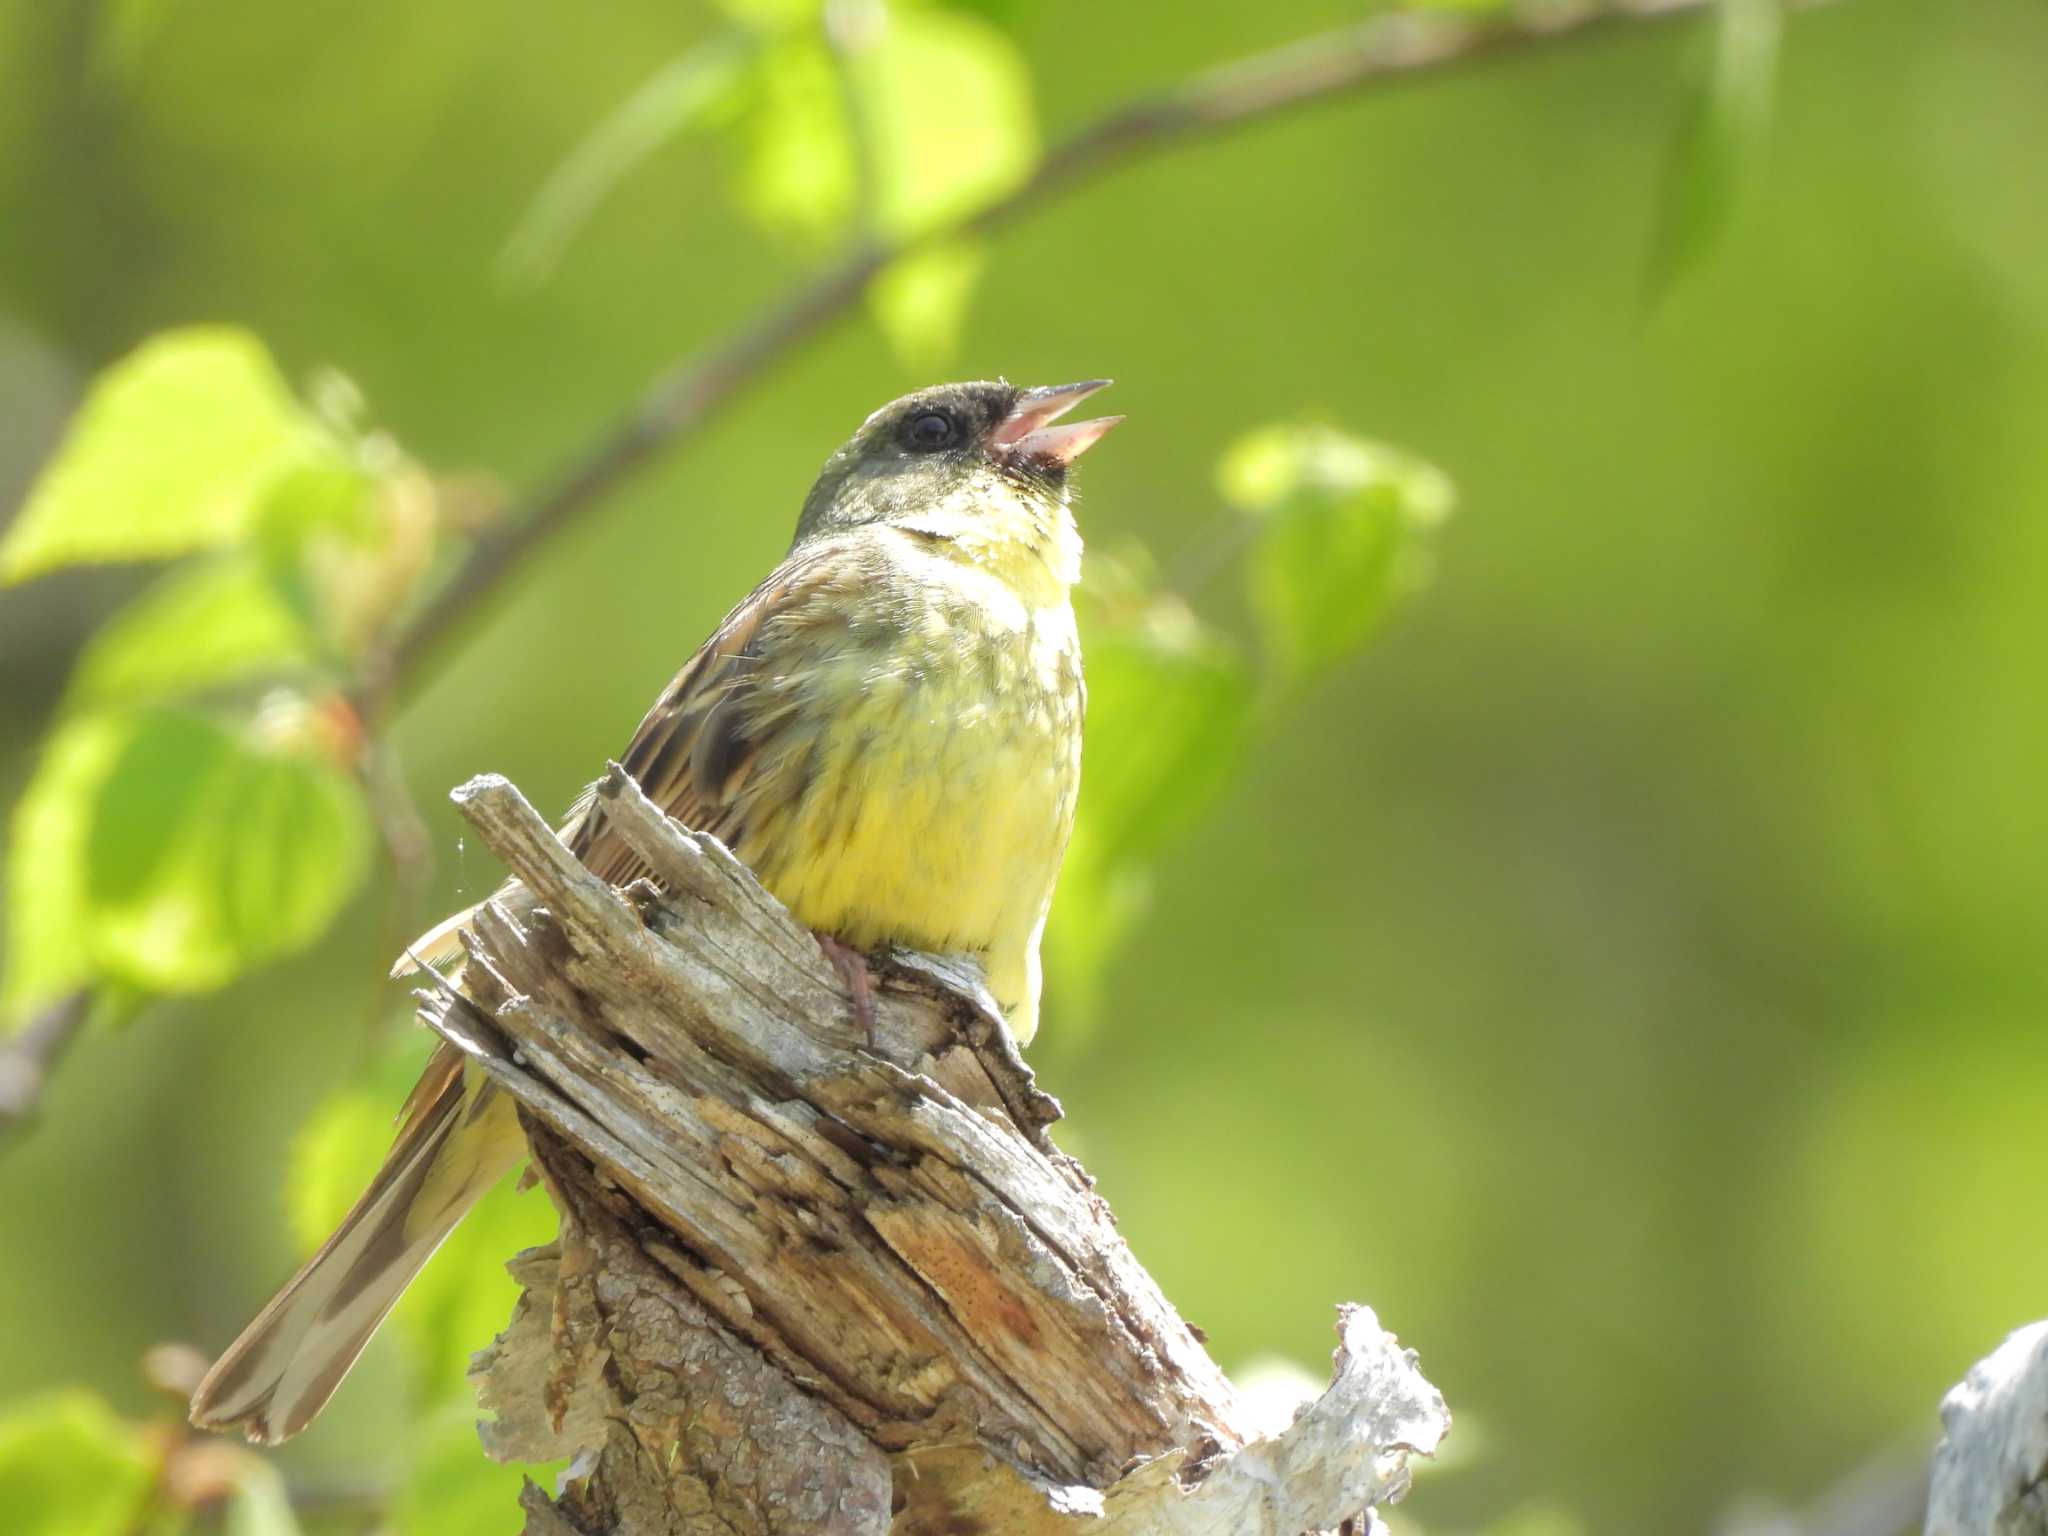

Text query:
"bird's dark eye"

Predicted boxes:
[[902, 409, 960, 453]]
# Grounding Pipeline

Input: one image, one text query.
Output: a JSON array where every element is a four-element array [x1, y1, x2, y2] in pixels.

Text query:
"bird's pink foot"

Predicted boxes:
[[813, 931, 877, 1046]]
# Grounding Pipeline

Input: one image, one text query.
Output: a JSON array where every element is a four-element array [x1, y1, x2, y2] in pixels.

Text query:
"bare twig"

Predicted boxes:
[[0, 989, 92, 1140], [381, 0, 1807, 701], [356, 731, 435, 1039]]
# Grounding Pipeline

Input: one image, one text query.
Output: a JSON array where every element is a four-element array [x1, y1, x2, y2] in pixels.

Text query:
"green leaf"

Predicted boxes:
[[1646, 0, 1782, 300], [63, 555, 321, 714], [395, 1398, 561, 1536], [81, 708, 373, 993], [224, 1461, 304, 1536], [288, 1036, 557, 1403], [0, 1390, 155, 1536], [252, 454, 382, 582], [1, 328, 316, 585], [863, 6, 1037, 239], [4, 716, 133, 1017], [285, 1068, 399, 1256], [1076, 608, 1255, 872], [733, 5, 1034, 253], [1040, 853, 1152, 1025], [499, 32, 756, 287], [1222, 425, 1453, 682], [735, 38, 857, 240], [1046, 600, 1254, 1013], [867, 238, 987, 367], [251, 451, 397, 654], [405, 1170, 558, 1400]]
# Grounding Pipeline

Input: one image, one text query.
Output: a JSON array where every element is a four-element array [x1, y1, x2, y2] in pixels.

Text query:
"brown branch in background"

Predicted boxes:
[[0, 989, 91, 1139], [356, 731, 436, 1039], [380, 0, 1816, 705]]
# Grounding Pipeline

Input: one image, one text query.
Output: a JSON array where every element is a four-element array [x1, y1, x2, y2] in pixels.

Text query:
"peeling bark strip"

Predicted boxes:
[[421, 769, 1449, 1534]]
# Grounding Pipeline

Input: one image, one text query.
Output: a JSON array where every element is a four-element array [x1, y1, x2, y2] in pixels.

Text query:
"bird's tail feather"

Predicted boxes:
[[189, 1064, 520, 1443]]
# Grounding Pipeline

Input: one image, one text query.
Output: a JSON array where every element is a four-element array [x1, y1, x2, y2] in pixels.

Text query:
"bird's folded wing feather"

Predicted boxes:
[[393, 538, 875, 974], [561, 538, 874, 889]]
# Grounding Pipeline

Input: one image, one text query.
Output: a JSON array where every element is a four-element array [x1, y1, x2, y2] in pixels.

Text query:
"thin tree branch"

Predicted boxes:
[[0, 989, 91, 1140], [380, 0, 1825, 703], [357, 729, 436, 1041]]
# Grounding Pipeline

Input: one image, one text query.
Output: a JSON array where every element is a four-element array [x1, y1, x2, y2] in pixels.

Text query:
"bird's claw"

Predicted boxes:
[[813, 931, 877, 1048]]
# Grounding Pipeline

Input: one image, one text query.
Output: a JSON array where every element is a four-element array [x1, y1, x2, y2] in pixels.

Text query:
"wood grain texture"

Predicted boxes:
[[422, 768, 1447, 1534]]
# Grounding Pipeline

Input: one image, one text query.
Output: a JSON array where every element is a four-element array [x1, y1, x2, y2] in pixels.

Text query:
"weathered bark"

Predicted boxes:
[[420, 768, 1448, 1535]]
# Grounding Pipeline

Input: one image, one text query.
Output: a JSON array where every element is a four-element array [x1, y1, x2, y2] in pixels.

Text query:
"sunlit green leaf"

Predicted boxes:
[[253, 450, 439, 660], [867, 238, 987, 366], [1076, 606, 1255, 872], [224, 1460, 303, 1536], [732, 4, 1033, 252], [500, 32, 756, 287], [4, 716, 133, 1017], [395, 1398, 561, 1536], [1041, 852, 1151, 1023], [252, 455, 381, 584], [1222, 425, 1452, 681], [82, 708, 373, 993], [407, 1171, 559, 1401], [1218, 423, 1452, 520], [0, 1390, 155, 1536], [1646, 0, 1781, 300], [286, 1069, 400, 1256], [1250, 490, 1411, 678], [735, 38, 857, 240], [863, 5, 1036, 238], [0, 328, 316, 585], [288, 1035, 557, 1403], [1047, 600, 1254, 1012], [64, 555, 320, 715]]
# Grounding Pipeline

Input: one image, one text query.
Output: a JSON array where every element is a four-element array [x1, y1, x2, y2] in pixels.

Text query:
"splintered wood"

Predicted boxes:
[[420, 767, 1448, 1535]]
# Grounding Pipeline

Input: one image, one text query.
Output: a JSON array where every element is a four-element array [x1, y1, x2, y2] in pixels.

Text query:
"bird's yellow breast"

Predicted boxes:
[[733, 526, 1082, 1040]]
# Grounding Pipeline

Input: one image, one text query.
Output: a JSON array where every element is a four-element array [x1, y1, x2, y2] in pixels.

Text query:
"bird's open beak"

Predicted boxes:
[[992, 380, 1122, 467]]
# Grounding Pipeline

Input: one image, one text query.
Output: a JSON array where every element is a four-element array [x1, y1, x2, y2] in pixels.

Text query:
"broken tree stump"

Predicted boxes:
[[418, 767, 1448, 1535]]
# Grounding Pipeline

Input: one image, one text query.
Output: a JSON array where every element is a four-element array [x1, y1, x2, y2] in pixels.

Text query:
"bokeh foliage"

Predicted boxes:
[[0, 7, 1445, 1517], [0, 323, 1440, 1523], [3, 0, 2046, 1531]]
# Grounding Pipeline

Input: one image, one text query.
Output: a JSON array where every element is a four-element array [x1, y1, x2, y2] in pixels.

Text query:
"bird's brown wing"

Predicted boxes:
[[561, 537, 872, 891], [390, 538, 874, 978]]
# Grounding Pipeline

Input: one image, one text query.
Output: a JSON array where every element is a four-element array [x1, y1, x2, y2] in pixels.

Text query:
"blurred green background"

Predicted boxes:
[[4, 0, 2047, 1530]]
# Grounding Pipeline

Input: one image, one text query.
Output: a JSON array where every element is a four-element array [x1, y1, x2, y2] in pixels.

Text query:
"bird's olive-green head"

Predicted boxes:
[[792, 380, 1120, 548]]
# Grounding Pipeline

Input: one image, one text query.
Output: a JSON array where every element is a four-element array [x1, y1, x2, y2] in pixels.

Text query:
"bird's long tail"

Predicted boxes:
[[188, 1048, 523, 1443]]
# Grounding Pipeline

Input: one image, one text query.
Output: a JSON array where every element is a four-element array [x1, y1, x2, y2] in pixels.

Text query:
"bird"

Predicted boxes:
[[188, 378, 1119, 1444]]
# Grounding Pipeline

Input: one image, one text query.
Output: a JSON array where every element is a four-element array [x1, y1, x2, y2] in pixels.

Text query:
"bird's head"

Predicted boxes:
[[792, 380, 1120, 552]]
